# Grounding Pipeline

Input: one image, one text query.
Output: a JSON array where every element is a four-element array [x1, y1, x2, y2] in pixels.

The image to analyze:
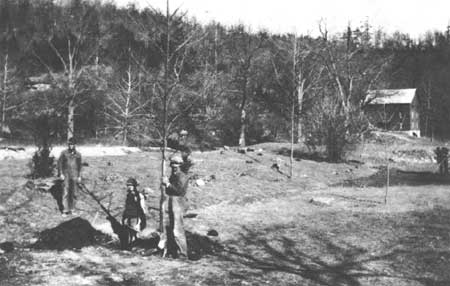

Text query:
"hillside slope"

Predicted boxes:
[[1, 136, 450, 285]]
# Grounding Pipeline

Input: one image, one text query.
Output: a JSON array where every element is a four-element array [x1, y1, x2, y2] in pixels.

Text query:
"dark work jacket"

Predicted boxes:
[[166, 171, 188, 197], [178, 140, 191, 161], [123, 190, 143, 218], [57, 149, 82, 178]]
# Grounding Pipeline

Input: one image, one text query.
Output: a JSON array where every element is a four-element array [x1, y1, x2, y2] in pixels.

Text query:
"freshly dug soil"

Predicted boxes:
[[33, 217, 111, 250]]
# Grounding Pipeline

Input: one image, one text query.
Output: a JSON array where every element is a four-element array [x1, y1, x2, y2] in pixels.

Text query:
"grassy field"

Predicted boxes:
[[1, 132, 450, 286]]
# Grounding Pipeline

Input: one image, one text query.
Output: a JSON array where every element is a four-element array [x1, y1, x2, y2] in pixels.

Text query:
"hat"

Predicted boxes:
[[180, 130, 188, 136], [68, 137, 76, 144], [170, 155, 183, 166], [126, 177, 138, 186]]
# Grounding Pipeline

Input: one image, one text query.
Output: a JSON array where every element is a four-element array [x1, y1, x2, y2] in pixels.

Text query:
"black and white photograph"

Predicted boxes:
[[1, 0, 450, 285]]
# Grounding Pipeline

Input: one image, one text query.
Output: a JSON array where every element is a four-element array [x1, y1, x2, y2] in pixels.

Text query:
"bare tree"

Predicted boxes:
[[225, 27, 266, 147], [314, 21, 391, 161], [270, 34, 323, 176], [105, 55, 149, 145], [128, 0, 202, 232], [0, 53, 12, 135], [31, 1, 104, 140], [319, 22, 390, 121]]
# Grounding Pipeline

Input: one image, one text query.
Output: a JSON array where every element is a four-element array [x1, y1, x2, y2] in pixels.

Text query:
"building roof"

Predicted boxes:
[[365, 89, 416, 105]]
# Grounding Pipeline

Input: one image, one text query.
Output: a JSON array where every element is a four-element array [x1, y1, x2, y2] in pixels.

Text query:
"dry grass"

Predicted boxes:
[[1, 132, 450, 285]]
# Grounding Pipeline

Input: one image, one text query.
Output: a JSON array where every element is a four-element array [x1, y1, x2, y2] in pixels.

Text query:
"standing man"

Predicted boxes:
[[57, 137, 82, 216], [178, 130, 192, 173], [159, 155, 189, 259]]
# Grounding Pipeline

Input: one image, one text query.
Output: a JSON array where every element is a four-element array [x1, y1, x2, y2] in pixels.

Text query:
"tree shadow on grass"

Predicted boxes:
[[215, 214, 450, 286], [341, 166, 450, 187]]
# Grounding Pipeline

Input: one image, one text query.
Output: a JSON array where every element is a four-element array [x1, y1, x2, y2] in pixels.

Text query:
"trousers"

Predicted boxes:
[[160, 196, 187, 258], [62, 177, 78, 212]]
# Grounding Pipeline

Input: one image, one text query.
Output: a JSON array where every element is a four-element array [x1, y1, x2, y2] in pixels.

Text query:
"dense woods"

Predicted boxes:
[[1, 0, 450, 160]]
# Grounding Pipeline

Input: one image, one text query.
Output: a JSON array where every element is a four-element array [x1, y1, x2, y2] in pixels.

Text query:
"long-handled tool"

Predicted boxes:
[[77, 182, 137, 250]]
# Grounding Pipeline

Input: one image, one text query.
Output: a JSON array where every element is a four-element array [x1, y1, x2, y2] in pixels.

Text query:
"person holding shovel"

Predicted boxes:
[[57, 137, 82, 216], [159, 155, 189, 259]]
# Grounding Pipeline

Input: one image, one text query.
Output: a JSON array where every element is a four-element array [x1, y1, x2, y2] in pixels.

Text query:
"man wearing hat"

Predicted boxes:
[[122, 177, 147, 231], [160, 155, 189, 258], [57, 137, 82, 216]]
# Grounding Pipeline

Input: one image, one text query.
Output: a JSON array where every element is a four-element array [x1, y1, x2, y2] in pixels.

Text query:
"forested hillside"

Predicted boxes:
[[1, 0, 450, 156]]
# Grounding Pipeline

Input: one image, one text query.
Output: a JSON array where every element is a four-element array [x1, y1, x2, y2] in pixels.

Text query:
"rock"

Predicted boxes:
[[245, 160, 253, 164], [309, 197, 334, 206], [207, 229, 219, 237], [271, 163, 280, 171], [195, 179, 206, 187], [223, 146, 230, 151], [237, 148, 246, 154], [0, 241, 14, 252], [27, 238, 38, 245], [246, 147, 255, 152], [110, 273, 123, 282], [24, 180, 35, 190], [184, 213, 198, 219]]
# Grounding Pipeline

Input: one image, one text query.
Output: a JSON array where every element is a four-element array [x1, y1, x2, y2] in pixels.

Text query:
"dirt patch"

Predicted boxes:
[[33, 217, 111, 250], [343, 166, 450, 187], [32, 216, 222, 261]]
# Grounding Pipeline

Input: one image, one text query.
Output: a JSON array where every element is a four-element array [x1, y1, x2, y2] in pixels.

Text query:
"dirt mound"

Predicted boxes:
[[33, 217, 111, 250], [187, 231, 223, 261]]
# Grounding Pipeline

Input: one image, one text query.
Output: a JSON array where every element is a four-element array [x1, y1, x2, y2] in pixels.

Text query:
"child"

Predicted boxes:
[[122, 178, 147, 232]]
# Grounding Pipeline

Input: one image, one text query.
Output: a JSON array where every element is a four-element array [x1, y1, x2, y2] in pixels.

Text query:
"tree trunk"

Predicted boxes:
[[122, 124, 128, 145], [290, 97, 295, 178], [297, 79, 305, 144], [67, 101, 75, 140], [1, 54, 8, 136], [159, 0, 170, 233], [290, 36, 296, 175], [123, 65, 132, 146], [238, 74, 248, 147], [67, 39, 75, 141], [214, 25, 219, 76], [238, 108, 246, 147]]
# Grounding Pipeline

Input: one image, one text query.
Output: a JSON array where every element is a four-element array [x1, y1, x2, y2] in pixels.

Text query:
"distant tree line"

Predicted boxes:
[[1, 0, 450, 160]]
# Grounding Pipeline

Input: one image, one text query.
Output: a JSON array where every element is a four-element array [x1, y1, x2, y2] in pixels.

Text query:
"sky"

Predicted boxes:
[[111, 0, 450, 38]]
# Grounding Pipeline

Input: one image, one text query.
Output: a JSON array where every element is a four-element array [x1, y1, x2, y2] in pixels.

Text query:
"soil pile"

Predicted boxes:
[[33, 217, 111, 250]]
